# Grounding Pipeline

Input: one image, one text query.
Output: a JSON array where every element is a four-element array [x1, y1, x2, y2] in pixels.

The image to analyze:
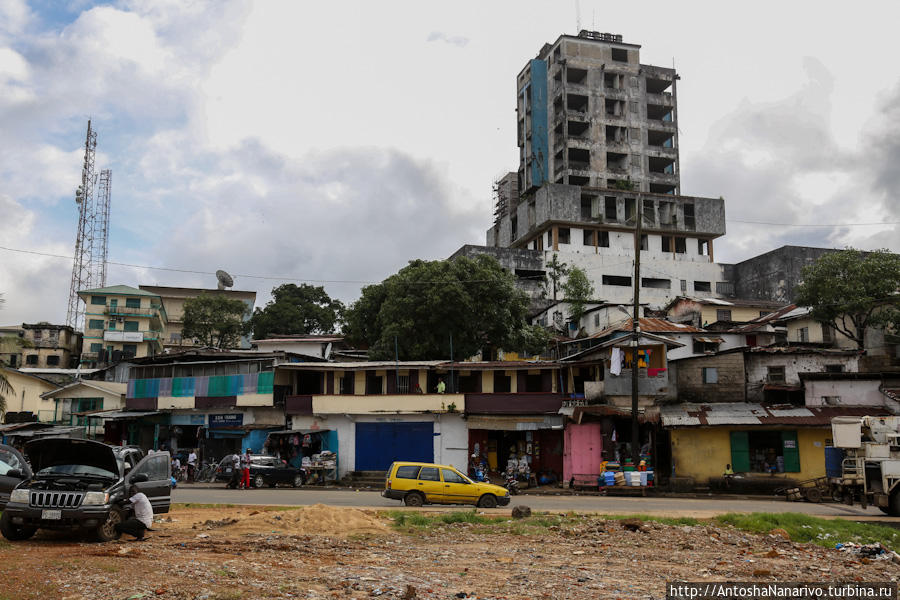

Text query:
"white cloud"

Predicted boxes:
[[426, 31, 470, 47]]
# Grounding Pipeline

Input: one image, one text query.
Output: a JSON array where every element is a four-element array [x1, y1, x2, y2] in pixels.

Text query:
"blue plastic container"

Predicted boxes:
[[825, 446, 843, 478]]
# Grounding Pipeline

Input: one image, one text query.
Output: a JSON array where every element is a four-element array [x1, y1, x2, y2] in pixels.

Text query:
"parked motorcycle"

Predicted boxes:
[[504, 471, 520, 495]]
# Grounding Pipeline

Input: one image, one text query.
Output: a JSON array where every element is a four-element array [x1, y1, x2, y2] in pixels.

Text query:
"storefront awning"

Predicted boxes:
[[82, 410, 160, 420], [466, 415, 565, 431], [266, 428, 332, 435]]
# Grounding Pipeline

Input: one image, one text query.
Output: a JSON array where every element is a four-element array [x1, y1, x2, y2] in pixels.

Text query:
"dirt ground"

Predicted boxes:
[[0, 504, 897, 600]]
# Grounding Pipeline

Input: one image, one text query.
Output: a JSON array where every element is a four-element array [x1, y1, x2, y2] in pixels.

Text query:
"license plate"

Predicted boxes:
[[41, 509, 62, 520]]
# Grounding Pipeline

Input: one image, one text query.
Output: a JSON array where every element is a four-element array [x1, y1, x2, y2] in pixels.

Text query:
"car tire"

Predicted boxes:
[[477, 494, 498, 509], [0, 512, 36, 541], [404, 492, 424, 507], [293, 475, 304, 488], [95, 507, 123, 543], [253, 475, 265, 489]]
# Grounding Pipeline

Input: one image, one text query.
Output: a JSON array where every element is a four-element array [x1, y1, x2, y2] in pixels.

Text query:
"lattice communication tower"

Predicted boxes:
[[65, 120, 111, 329]]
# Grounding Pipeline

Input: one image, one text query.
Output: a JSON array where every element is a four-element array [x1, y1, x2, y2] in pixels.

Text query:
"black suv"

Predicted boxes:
[[0, 439, 171, 542]]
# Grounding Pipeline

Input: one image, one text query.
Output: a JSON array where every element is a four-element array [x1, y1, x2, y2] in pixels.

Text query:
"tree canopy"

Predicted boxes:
[[545, 253, 568, 300], [249, 284, 344, 339], [562, 266, 594, 329], [343, 255, 543, 360], [794, 248, 900, 349], [182, 293, 249, 349]]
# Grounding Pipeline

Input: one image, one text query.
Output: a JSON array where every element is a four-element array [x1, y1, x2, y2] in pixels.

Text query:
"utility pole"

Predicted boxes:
[[631, 195, 642, 466]]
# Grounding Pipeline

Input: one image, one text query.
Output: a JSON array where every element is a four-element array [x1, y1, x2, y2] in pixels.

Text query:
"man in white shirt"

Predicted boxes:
[[114, 490, 153, 540], [187, 449, 198, 482]]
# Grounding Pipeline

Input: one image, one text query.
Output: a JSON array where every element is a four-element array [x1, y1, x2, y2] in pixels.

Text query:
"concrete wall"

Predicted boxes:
[[732, 246, 837, 303], [311, 394, 464, 414], [675, 352, 745, 403], [804, 379, 892, 409], [288, 413, 467, 478], [0, 368, 59, 421], [745, 353, 859, 402], [670, 427, 829, 484]]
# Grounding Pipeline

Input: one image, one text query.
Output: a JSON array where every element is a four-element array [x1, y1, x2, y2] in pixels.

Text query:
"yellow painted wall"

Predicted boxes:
[[311, 393, 465, 414], [0, 368, 59, 421], [236, 393, 276, 407], [157, 396, 194, 410], [354, 371, 365, 395], [700, 306, 770, 325], [670, 427, 830, 483], [481, 371, 493, 393]]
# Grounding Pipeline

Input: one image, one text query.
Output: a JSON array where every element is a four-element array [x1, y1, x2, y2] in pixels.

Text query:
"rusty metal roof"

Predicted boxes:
[[660, 403, 892, 428], [590, 318, 704, 339]]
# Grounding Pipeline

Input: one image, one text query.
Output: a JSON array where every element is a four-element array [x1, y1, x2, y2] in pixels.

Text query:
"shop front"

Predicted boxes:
[[465, 393, 565, 486], [263, 428, 338, 483]]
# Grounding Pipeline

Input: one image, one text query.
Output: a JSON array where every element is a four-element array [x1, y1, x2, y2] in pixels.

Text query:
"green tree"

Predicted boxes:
[[182, 293, 249, 349], [545, 253, 568, 300], [794, 248, 900, 350], [562, 266, 594, 329], [250, 284, 343, 339], [343, 255, 540, 360]]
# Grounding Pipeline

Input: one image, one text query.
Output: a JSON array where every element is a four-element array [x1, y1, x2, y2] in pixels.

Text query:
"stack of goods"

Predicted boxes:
[[613, 471, 626, 486]]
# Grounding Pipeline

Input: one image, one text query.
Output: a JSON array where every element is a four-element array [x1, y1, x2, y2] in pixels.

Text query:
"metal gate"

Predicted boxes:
[[355, 422, 433, 471]]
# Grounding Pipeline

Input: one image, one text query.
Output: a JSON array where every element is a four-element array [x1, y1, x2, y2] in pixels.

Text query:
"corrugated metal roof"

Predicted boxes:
[[590, 318, 704, 338], [661, 403, 892, 428]]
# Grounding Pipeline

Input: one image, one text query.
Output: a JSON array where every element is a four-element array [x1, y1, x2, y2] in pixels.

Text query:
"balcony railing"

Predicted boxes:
[[103, 330, 162, 342], [105, 304, 162, 318]]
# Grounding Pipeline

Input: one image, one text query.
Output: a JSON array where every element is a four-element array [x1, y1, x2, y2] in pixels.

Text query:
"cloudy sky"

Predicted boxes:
[[1, 0, 899, 325]]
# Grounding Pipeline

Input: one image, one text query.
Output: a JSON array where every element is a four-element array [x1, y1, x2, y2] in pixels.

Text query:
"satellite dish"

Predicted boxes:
[[216, 270, 234, 290]]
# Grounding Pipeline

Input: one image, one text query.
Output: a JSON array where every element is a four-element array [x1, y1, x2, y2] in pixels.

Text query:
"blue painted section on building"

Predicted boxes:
[[529, 59, 549, 187], [355, 422, 434, 472]]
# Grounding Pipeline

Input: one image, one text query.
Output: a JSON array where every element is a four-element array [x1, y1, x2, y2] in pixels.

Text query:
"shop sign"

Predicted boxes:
[[562, 399, 589, 407], [209, 413, 243, 428], [783, 439, 797, 449], [170, 414, 206, 426]]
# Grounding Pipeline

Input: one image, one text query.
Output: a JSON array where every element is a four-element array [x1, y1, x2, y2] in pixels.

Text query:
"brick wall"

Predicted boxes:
[[675, 352, 745, 402]]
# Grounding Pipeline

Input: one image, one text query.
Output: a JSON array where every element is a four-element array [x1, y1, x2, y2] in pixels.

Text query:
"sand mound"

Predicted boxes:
[[217, 504, 388, 537]]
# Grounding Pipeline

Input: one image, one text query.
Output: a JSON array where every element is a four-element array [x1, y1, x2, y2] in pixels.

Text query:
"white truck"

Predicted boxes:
[[831, 416, 900, 515]]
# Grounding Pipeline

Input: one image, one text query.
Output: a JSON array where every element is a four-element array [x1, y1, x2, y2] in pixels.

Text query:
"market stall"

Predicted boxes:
[[263, 429, 338, 484]]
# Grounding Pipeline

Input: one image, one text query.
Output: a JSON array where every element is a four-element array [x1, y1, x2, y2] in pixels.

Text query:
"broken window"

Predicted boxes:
[[641, 278, 670, 289], [694, 281, 711, 292], [716, 281, 734, 296], [698, 239, 709, 256], [825, 364, 844, 373], [716, 309, 732, 322], [798, 327, 809, 343], [599, 231, 610, 247], [611, 47, 628, 62], [558, 228, 570, 244], [658, 201, 675, 225], [602, 275, 631, 287], [568, 147, 590, 171], [683, 204, 695, 230], [566, 67, 587, 85], [26, 354, 38, 365], [629, 101, 639, 115], [767, 366, 786, 384], [511, 216, 518, 240], [822, 324, 834, 344], [662, 236, 674, 253], [640, 234, 648, 251], [674, 237, 687, 254], [624, 198, 635, 222], [583, 229, 594, 246], [581, 197, 592, 218], [642, 201, 655, 226], [604, 197, 618, 220], [693, 340, 719, 354]]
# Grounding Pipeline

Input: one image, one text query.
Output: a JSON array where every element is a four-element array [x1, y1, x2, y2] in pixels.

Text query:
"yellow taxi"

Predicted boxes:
[[382, 461, 511, 508]]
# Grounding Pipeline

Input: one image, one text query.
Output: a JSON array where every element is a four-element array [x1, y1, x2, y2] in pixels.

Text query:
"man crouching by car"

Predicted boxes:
[[115, 488, 153, 540]]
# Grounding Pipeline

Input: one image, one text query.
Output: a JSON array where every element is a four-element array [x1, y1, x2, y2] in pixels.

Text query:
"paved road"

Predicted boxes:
[[172, 485, 888, 518]]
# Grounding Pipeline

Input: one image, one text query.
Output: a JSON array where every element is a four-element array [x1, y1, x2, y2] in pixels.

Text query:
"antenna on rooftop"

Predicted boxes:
[[575, 0, 581, 33]]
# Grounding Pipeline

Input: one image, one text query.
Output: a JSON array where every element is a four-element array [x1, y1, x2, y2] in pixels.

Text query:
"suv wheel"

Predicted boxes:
[[404, 492, 424, 507], [253, 475, 265, 489], [0, 512, 36, 541], [95, 507, 123, 542]]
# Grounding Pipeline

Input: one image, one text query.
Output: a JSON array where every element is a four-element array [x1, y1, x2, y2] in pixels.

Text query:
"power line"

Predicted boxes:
[[0, 245, 547, 286], [727, 219, 900, 227]]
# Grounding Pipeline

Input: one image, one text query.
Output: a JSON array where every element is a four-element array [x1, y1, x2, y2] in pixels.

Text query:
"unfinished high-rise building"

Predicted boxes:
[[517, 31, 679, 195], [455, 31, 732, 314]]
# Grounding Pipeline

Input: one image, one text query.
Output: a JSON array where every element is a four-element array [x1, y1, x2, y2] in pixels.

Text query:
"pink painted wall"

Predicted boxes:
[[564, 423, 604, 481]]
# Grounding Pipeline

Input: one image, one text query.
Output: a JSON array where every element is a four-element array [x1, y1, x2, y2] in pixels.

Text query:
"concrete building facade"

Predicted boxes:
[[77, 285, 168, 365]]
